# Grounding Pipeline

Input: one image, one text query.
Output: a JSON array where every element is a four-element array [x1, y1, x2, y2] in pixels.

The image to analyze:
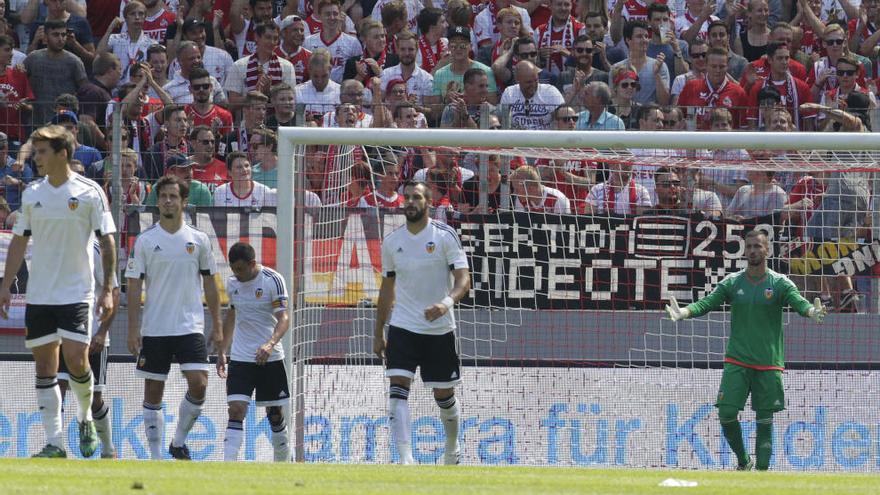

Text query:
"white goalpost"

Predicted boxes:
[[277, 128, 880, 469]]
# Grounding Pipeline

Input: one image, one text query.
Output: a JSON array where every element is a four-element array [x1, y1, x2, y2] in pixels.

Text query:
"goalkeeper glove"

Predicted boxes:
[[808, 297, 827, 323], [665, 297, 690, 322]]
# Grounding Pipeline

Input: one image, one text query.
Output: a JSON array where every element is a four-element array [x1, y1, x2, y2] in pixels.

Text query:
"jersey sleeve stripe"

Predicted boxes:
[[433, 221, 464, 249], [74, 175, 111, 212], [263, 269, 285, 295]]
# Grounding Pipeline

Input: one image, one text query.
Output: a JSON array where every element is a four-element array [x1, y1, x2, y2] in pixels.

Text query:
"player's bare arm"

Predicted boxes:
[[216, 307, 236, 378], [256, 310, 289, 366], [204, 274, 223, 351], [0, 235, 28, 319], [126, 277, 143, 357], [97, 233, 117, 322], [90, 287, 120, 354], [424, 267, 470, 322], [373, 276, 396, 359]]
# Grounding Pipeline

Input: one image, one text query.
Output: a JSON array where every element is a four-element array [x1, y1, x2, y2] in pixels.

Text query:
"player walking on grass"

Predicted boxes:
[[126, 175, 222, 460], [216, 242, 291, 462], [374, 181, 471, 465], [665, 230, 827, 471], [0, 125, 117, 459]]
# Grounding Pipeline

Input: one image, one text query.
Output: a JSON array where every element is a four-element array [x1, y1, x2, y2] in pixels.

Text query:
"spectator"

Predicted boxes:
[[474, 0, 531, 52], [219, 91, 268, 157], [425, 166, 455, 222], [89, 125, 131, 180], [266, 82, 297, 129], [557, 35, 609, 97], [24, 0, 95, 68], [378, 0, 408, 55], [0, 34, 34, 149], [500, 60, 565, 130], [644, 167, 689, 215], [185, 67, 234, 135], [493, 35, 556, 89], [739, 23, 808, 95], [430, 26, 498, 110], [0, 131, 33, 210], [576, 80, 626, 129], [582, 10, 617, 70], [677, 0, 720, 43], [610, 20, 669, 105], [380, 31, 434, 116], [145, 153, 214, 206], [706, 21, 747, 80], [163, 40, 227, 104], [609, 65, 641, 127], [534, 0, 584, 75], [230, 0, 276, 58], [440, 67, 495, 128], [585, 164, 652, 215], [671, 38, 707, 105], [536, 105, 593, 211], [736, 0, 771, 62], [76, 51, 122, 136], [726, 168, 789, 220], [854, 0, 880, 56], [510, 165, 571, 213], [754, 84, 782, 129], [303, 0, 363, 82], [96, 1, 156, 83], [415, 7, 448, 72], [53, 93, 96, 148], [124, 61, 173, 116], [662, 106, 687, 130], [48, 111, 102, 178], [460, 153, 503, 212], [807, 25, 867, 102], [344, 19, 396, 86], [142, 104, 193, 179], [144, 44, 169, 95], [24, 19, 87, 125], [213, 151, 277, 208], [747, 42, 813, 129], [276, 15, 312, 85], [413, 147, 471, 203], [127, 0, 176, 43], [114, 147, 148, 206], [165, 7, 224, 61], [646, 3, 688, 78], [168, 18, 234, 86], [114, 81, 153, 153], [0, 196, 10, 227], [678, 47, 748, 129], [0, 10, 25, 68], [249, 127, 278, 187], [295, 48, 341, 117], [818, 56, 876, 109], [225, 23, 296, 112], [375, 78, 429, 128], [359, 151, 403, 207], [678, 166, 724, 218], [189, 125, 228, 189], [323, 79, 373, 126]]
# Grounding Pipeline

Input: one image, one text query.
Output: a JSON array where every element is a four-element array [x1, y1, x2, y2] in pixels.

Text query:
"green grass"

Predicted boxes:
[[0, 459, 875, 495]]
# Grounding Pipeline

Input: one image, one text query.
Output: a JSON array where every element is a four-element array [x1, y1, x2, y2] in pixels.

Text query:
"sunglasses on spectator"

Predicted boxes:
[[557, 115, 579, 122], [658, 181, 681, 187], [662, 119, 680, 126], [690, 52, 707, 59], [837, 69, 857, 76], [824, 38, 845, 45], [191, 83, 211, 91], [489, 125, 502, 129], [574, 47, 593, 54], [619, 82, 638, 89], [199, 139, 215, 145]]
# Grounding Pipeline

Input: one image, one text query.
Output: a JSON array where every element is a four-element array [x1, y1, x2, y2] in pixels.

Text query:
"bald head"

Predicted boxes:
[[515, 60, 540, 98]]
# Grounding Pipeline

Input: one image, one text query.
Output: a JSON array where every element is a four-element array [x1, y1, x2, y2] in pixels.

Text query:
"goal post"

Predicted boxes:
[[278, 128, 880, 469]]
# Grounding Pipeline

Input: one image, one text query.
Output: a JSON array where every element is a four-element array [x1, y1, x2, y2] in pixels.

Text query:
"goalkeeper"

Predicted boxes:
[[665, 230, 827, 471]]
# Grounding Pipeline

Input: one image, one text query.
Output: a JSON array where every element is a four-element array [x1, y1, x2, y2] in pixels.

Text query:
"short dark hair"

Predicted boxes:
[[228, 242, 257, 265], [154, 175, 189, 200], [44, 20, 68, 32], [637, 103, 662, 122], [189, 124, 212, 141], [146, 44, 167, 59], [255, 22, 280, 37], [226, 151, 249, 171], [647, 3, 670, 18], [707, 20, 728, 34], [417, 7, 444, 34], [624, 20, 651, 41], [584, 11, 606, 21], [189, 67, 211, 82], [0, 35, 16, 49], [162, 104, 186, 122], [745, 229, 769, 245], [403, 180, 431, 199], [514, 36, 535, 54], [463, 68, 486, 85], [92, 52, 120, 76], [574, 34, 592, 45], [766, 41, 788, 58]]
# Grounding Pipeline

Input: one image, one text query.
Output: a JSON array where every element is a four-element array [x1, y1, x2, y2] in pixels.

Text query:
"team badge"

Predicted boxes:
[[764, 288, 774, 300], [67, 197, 79, 210], [425, 241, 436, 254], [185, 242, 195, 254], [255, 288, 264, 298], [138, 355, 146, 368], [722, 96, 732, 107]]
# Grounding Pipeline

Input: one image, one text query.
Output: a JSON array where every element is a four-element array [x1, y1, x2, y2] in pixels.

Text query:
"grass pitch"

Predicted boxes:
[[0, 459, 874, 495]]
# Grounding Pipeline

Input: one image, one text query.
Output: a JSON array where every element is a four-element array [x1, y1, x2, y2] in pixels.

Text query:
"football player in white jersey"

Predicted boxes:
[[216, 242, 291, 462], [0, 125, 117, 459], [125, 175, 222, 460], [373, 181, 470, 465]]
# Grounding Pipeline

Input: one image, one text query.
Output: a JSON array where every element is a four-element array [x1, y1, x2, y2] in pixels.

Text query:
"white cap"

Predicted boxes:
[[280, 14, 303, 30]]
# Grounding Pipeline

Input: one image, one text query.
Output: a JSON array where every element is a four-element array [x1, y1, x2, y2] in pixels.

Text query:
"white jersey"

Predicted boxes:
[[379, 64, 434, 103], [302, 32, 363, 83], [107, 32, 157, 83], [586, 181, 654, 215], [125, 223, 218, 337], [91, 240, 119, 346], [370, 0, 423, 32], [13, 174, 115, 305], [213, 182, 277, 208], [473, 6, 532, 46], [295, 79, 341, 114], [381, 221, 469, 335], [500, 84, 565, 130], [227, 266, 288, 363], [513, 185, 571, 214], [224, 55, 298, 96], [167, 46, 235, 86]]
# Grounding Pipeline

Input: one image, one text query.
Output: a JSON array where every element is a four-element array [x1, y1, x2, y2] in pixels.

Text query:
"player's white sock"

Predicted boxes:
[[68, 370, 94, 422], [269, 404, 291, 462], [437, 395, 460, 458], [223, 420, 244, 461], [36, 376, 64, 448], [143, 402, 164, 460], [389, 384, 413, 464], [172, 393, 204, 448], [93, 401, 114, 455]]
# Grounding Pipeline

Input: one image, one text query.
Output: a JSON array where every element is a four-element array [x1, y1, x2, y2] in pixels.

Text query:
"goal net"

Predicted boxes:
[[278, 128, 880, 470]]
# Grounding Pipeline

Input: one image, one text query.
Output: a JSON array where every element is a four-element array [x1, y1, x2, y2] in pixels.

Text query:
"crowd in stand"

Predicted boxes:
[[0, 0, 875, 308]]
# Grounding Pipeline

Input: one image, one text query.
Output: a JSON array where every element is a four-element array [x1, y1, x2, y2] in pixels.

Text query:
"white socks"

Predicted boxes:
[[172, 393, 204, 448], [223, 420, 244, 461], [36, 376, 63, 449], [142, 402, 164, 460], [68, 370, 94, 423], [389, 384, 413, 464], [437, 395, 460, 456], [269, 404, 290, 462], [93, 401, 114, 455]]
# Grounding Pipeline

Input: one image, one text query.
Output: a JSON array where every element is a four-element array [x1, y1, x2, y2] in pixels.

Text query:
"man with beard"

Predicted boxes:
[[666, 231, 827, 471], [185, 67, 233, 135], [380, 31, 434, 117], [374, 181, 470, 465], [276, 15, 312, 85]]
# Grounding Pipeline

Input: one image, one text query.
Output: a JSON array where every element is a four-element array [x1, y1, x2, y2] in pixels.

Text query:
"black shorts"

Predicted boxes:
[[385, 326, 461, 388], [136, 334, 210, 381], [58, 345, 109, 393], [226, 360, 290, 407], [24, 303, 91, 348]]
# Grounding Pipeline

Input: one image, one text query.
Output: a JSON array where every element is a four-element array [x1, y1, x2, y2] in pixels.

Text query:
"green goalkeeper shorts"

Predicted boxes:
[[715, 362, 785, 413]]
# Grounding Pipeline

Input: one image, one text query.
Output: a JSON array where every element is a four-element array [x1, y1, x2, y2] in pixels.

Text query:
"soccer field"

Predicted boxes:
[[0, 459, 875, 495]]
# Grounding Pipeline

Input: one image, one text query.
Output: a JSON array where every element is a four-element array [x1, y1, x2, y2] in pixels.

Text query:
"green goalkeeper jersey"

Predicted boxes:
[[685, 269, 814, 370]]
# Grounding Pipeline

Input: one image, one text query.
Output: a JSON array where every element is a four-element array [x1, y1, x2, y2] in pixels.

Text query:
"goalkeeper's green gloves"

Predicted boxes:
[[807, 297, 827, 323], [665, 297, 690, 322]]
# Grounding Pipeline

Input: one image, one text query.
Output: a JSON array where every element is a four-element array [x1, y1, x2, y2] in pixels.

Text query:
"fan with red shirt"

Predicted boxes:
[[535, 0, 584, 75]]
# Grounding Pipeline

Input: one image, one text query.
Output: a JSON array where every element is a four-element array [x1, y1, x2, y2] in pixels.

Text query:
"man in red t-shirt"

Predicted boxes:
[[739, 23, 807, 94], [0, 35, 34, 144], [277, 15, 312, 84], [678, 47, 748, 129], [184, 67, 233, 134], [190, 125, 228, 189], [535, 0, 584, 75], [747, 43, 813, 129]]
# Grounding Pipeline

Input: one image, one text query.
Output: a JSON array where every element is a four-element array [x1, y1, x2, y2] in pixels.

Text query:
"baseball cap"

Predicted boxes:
[[51, 110, 79, 125], [182, 18, 207, 34], [447, 26, 470, 42], [280, 15, 303, 30], [165, 154, 195, 169]]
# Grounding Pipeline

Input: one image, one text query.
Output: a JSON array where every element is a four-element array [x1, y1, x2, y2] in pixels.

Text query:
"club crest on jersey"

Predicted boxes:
[[255, 288, 264, 298], [138, 355, 146, 367], [185, 242, 195, 254], [67, 197, 79, 210], [764, 288, 774, 299], [425, 241, 436, 254]]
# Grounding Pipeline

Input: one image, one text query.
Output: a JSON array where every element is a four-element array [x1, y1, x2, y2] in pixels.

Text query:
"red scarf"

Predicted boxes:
[[540, 17, 576, 72], [418, 35, 445, 72], [606, 180, 637, 214], [245, 54, 283, 93]]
